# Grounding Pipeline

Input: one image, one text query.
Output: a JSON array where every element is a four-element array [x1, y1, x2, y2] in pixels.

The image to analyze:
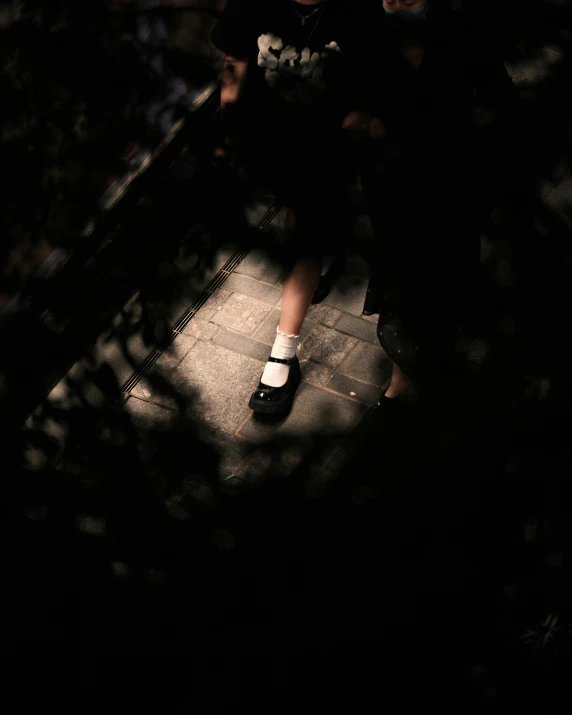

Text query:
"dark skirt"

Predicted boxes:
[[361, 132, 481, 384], [241, 131, 356, 261]]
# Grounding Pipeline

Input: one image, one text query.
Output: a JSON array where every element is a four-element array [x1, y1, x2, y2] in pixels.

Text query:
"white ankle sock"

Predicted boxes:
[[260, 328, 299, 387]]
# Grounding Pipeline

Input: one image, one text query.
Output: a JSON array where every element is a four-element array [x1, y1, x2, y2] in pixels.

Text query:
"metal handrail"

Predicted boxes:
[[1, 63, 222, 319]]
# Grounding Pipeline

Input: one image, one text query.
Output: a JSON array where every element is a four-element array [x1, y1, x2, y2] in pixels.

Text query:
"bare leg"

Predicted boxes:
[[278, 207, 322, 335], [257, 209, 322, 389], [385, 361, 417, 400], [278, 256, 322, 336]]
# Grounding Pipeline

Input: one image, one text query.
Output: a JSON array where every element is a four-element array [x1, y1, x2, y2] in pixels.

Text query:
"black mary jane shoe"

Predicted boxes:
[[248, 355, 301, 414]]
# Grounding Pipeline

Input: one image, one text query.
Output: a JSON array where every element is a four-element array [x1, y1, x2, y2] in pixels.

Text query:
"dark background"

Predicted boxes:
[[2, 0, 572, 708]]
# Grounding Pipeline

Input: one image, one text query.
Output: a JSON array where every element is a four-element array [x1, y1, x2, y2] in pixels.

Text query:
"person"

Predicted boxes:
[[357, 0, 518, 403], [210, 0, 376, 414]]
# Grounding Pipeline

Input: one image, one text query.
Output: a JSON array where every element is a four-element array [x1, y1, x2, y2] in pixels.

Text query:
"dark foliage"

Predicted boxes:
[[3, 0, 572, 709]]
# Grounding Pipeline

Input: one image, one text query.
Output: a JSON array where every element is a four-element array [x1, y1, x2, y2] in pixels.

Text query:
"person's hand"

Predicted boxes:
[[342, 111, 387, 140]]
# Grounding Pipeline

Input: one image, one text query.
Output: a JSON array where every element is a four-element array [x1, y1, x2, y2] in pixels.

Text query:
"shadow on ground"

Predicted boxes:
[[3, 1, 572, 708]]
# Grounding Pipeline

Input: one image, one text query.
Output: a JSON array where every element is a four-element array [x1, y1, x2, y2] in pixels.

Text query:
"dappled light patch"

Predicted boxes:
[[2, 1, 571, 705]]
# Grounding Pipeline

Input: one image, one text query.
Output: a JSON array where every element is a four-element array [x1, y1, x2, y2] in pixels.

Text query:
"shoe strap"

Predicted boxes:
[[267, 356, 295, 366]]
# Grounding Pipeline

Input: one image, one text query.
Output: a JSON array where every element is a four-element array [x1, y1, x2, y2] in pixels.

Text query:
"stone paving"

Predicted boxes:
[[23, 35, 572, 502], [10, 32, 572, 698], [24, 182, 394, 501], [118, 202, 392, 493]]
